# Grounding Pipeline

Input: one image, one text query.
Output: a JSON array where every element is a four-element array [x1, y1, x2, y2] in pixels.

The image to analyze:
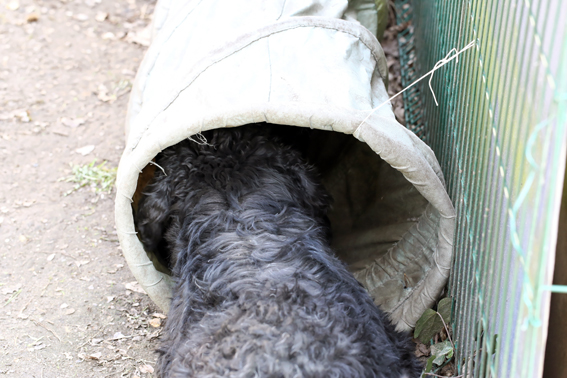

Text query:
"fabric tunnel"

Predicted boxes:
[[114, 0, 456, 331]]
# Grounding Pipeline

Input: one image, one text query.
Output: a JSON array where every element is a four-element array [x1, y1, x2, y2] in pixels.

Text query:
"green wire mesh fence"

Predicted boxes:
[[393, 0, 567, 377]]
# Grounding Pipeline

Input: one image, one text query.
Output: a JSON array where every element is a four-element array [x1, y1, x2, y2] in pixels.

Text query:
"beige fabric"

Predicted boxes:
[[115, 0, 456, 330]]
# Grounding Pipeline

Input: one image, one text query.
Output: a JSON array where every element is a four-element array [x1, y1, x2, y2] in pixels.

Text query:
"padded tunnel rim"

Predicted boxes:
[[115, 104, 455, 329]]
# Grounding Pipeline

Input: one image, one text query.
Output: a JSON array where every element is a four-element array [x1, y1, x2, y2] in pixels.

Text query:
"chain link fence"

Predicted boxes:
[[392, 0, 567, 376]]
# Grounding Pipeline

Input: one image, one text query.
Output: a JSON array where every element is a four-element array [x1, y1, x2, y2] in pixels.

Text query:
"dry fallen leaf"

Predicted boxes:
[[75, 260, 90, 267], [51, 129, 69, 137], [61, 117, 85, 128], [146, 329, 161, 340], [415, 341, 430, 357], [75, 145, 95, 156], [47, 253, 55, 261], [149, 318, 161, 328], [12, 199, 35, 208], [0, 109, 31, 122], [2, 284, 22, 295], [22, 200, 35, 207], [110, 332, 126, 340], [122, 68, 136, 77], [14, 110, 31, 122], [125, 24, 152, 47], [96, 83, 116, 102], [29, 343, 46, 351], [139, 364, 154, 374], [88, 352, 102, 360], [65, 308, 76, 315], [152, 312, 167, 319], [440, 363, 456, 376], [125, 281, 146, 294]]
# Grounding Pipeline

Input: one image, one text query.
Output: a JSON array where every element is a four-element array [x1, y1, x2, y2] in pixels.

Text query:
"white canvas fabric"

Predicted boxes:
[[115, 0, 456, 331]]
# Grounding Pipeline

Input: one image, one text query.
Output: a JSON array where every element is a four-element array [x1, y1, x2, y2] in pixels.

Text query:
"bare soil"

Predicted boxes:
[[0, 0, 162, 376]]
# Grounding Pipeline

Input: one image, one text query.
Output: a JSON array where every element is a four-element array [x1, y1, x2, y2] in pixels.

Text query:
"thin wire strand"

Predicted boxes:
[[356, 40, 476, 132]]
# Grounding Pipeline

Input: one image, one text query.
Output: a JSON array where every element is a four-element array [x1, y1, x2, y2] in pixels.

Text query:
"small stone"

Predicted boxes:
[[75, 145, 95, 156], [7, 1, 20, 11], [26, 13, 39, 22], [95, 11, 107, 22]]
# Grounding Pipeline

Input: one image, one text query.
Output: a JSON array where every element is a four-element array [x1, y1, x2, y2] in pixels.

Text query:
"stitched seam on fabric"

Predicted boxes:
[[137, 0, 205, 93], [131, 19, 385, 149]]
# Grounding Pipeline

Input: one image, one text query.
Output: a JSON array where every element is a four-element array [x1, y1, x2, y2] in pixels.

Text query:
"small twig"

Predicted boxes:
[[136, 358, 158, 366], [60, 251, 77, 260], [40, 280, 52, 297], [79, 329, 104, 348], [436, 311, 455, 350], [26, 335, 44, 348], [37, 250, 77, 260], [106, 334, 134, 342], [99, 237, 119, 243], [19, 258, 31, 268], [423, 373, 463, 378], [18, 298, 33, 317], [32, 319, 62, 342], [3, 289, 22, 307]]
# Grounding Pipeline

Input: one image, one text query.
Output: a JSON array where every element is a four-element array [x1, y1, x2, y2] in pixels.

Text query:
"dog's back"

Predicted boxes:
[[135, 125, 421, 378]]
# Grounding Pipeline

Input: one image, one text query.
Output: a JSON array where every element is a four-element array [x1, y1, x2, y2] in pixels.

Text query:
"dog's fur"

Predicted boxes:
[[134, 125, 422, 378]]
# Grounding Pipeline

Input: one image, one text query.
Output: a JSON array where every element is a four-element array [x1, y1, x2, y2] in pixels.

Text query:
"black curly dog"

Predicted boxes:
[[134, 124, 421, 378]]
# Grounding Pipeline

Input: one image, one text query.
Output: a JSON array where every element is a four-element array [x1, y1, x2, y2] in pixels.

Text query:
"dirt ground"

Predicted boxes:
[[0, 0, 163, 376], [0, 1, 420, 377]]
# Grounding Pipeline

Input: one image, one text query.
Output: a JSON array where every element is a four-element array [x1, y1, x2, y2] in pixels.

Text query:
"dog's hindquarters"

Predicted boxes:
[[134, 125, 422, 378]]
